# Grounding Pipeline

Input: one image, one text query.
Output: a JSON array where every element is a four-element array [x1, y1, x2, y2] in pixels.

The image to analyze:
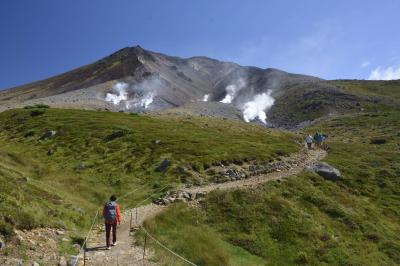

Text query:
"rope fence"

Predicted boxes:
[[141, 226, 198, 266], [72, 184, 171, 265], [73, 209, 100, 266], [128, 185, 170, 229]]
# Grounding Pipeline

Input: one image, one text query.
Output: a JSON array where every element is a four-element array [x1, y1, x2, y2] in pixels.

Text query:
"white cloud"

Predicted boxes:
[[368, 66, 400, 80], [360, 61, 370, 68]]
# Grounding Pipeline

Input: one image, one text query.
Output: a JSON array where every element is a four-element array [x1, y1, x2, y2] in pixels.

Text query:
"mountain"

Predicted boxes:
[[1, 45, 399, 128]]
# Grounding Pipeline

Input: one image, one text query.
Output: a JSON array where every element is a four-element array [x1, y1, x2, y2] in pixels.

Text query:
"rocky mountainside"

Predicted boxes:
[[1, 45, 399, 128]]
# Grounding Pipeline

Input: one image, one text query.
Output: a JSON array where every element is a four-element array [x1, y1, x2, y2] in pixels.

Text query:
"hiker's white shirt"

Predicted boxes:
[[306, 136, 313, 143]]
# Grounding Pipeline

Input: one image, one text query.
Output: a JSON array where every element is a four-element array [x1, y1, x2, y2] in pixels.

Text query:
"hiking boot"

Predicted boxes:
[[106, 246, 111, 250], [112, 241, 117, 246]]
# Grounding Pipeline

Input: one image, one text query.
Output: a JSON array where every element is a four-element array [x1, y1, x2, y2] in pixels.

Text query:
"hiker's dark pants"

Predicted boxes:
[[105, 223, 117, 247], [307, 143, 312, 149]]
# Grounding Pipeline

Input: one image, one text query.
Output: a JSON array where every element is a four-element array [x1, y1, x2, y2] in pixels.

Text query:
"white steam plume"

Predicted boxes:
[[105, 82, 128, 105], [127, 92, 154, 109], [241, 90, 274, 124], [220, 78, 245, 104], [203, 94, 209, 102], [105, 76, 164, 110]]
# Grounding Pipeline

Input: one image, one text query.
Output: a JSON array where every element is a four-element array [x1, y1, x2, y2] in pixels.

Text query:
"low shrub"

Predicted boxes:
[[104, 126, 133, 142], [30, 108, 46, 117], [275, 149, 288, 156], [0, 220, 14, 239], [296, 251, 310, 264], [370, 138, 386, 145], [34, 104, 50, 109]]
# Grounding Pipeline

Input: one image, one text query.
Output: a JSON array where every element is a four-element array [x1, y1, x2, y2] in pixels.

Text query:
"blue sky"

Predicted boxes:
[[1, 0, 399, 89]]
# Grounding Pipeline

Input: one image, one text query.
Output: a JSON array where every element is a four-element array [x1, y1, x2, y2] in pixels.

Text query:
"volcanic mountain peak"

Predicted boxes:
[[2, 45, 394, 129]]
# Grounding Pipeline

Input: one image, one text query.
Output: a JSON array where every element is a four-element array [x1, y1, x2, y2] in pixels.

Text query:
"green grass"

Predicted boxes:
[[141, 203, 266, 266], [333, 80, 400, 100], [268, 80, 400, 128], [145, 110, 400, 265], [0, 108, 298, 241]]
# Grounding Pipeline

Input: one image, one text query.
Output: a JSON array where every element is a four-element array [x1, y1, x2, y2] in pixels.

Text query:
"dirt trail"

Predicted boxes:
[[82, 148, 326, 266]]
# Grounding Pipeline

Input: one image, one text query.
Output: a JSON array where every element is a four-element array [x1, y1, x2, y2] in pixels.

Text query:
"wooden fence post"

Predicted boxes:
[[143, 233, 147, 260], [129, 211, 133, 235], [83, 241, 87, 266]]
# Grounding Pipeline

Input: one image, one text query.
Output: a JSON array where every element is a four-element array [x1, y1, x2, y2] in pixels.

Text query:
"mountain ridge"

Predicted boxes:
[[1, 45, 399, 129]]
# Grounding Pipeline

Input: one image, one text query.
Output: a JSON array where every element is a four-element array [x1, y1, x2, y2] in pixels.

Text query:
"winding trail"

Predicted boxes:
[[83, 148, 326, 266]]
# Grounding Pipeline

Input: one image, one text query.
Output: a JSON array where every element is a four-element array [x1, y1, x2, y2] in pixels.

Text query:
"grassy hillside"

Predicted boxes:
[[0, 107, 298, 242], [268, 80, 400, 128], [144, 110, 400, 265], [333, 79, 400, 100]]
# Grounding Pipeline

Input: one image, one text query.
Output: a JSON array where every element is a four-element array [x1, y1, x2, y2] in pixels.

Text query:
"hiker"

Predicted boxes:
[[314, 132, 323, 148], [306, 134, 313, 149], [321, 134, 328, 150], [316, 132, 328, 148], [103, 195, 122, 250]]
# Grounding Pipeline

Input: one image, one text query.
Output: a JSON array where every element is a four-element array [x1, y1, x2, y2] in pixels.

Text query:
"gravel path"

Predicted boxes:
[[82, 148, 326, 266]]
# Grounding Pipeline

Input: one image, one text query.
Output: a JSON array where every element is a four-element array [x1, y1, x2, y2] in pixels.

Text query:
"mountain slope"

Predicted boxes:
[[1, 46, 399, 129], [0, 106, 300, 264], [144, 110, 400, 265]]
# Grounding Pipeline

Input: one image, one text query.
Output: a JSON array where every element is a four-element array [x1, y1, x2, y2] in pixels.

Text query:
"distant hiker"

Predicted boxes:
[[321, 134, 329, 150], [306, 135, 313, 149], [103, 195, 122, 250], [314, 132, 323, 148]]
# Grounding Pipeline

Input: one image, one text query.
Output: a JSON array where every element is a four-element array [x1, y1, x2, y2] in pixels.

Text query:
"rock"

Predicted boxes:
[[59, 256, 67, 266], [24, 176, 30, 182], [162, 198, 170, 205], [182, 192, 191, 199], [40, 130, 56, 140], [15, 234, 24, 244], [154, 139, 161, 144], [61, 237, 69, 242], [56, 230, 65, 235], [156, 159, 171, 172], [169, 197, 176, 203], [312, 162, 341, 181], [47, 149, 54, 156], [78, 162, 86, 169], [190, 193, 196, 200], [32, 262, 40, 266], [72, 243, 81, 250], [72, 207, 84, 213], [175, 197, 187, 203], [67, 255, 79, 266]]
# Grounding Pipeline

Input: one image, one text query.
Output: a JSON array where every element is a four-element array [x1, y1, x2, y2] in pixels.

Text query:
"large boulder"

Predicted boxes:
[[312, 162, 341, 181]]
